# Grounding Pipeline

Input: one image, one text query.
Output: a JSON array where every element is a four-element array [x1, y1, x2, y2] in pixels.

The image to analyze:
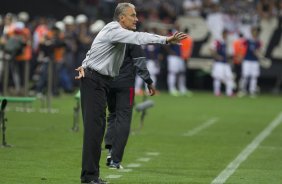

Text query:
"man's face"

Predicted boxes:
[[119, 7, 138, 30]]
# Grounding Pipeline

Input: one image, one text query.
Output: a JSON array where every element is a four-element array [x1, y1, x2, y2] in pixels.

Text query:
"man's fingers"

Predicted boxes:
[[150, 90, 156, 96], [75, 66, 85, 79], [147, 85, 156, 96], [75, 75, 81, 80], [167, 32, 190, 44], [173, 32, 181, 39], [172, 32, 188, 42], [175, 33, 188, 40], [174, 32, 184, 37], [179, 34, 188, 39], [75, 73, 83, 80], [75, 67, 82, 71]]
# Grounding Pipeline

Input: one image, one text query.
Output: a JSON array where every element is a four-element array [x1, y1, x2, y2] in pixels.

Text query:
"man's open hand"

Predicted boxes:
[[167, 32, 189, 44]]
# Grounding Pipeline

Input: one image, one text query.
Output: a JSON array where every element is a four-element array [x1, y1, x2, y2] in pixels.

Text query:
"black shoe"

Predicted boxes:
[[108, 160, 124, 169], [81, 178, 108, 184]]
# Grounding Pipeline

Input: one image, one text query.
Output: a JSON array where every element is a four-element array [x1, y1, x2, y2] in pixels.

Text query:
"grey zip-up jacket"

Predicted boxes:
[[82, 21, 167, 77], [110, 44, 153, 88]]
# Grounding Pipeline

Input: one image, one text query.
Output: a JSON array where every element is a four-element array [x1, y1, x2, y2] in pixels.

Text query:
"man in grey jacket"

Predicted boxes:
[[75, 2, 188, 184]]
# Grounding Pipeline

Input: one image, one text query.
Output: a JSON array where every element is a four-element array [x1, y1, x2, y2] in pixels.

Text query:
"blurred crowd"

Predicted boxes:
[[0, 0, 281, 97]]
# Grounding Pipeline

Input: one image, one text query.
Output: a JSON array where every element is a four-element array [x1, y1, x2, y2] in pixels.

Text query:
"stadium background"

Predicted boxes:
[[1, 1, 282, 184], [1, 0, 282, 94]]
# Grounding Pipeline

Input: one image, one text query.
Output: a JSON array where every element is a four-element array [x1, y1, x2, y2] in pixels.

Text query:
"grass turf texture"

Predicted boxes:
[[0, 92, 282, 184]]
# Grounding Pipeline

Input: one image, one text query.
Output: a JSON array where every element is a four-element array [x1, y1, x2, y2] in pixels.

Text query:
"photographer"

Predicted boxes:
[[2, 22, 26, 95], [35, 26, 70, 96]]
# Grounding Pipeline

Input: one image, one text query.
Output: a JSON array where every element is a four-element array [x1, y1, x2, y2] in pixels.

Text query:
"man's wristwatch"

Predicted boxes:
[[165, 38, 168, 44]]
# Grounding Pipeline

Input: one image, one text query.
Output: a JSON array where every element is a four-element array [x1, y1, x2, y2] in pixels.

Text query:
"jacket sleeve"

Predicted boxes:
[[130, 45, 153, 85], [109, 24, 167, 45]]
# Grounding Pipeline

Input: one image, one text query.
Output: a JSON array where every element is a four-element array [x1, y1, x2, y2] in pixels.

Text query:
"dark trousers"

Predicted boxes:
[[104, 86, 135, 163], [80, 69, 112, 182], [234, 63, 242, 92]]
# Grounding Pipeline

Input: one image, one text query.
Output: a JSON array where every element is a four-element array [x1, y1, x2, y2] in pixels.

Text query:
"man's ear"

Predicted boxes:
[[119, 15, 124, 21]]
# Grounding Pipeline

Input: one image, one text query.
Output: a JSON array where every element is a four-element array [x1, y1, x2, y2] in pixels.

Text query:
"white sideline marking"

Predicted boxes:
[[127, 163, 141, 168], [146, 152, 160, 156], [260, 145, 282, 150], [183, 118, 218, 136], [105, 175, 122, 179], [137, 157, 151, 162], [211, 112, 282, 184], [118, 169, 132, 173]]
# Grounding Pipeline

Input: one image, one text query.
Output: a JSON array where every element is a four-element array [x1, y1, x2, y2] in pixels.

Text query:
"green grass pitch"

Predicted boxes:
[[0, 92, 282, 184]]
